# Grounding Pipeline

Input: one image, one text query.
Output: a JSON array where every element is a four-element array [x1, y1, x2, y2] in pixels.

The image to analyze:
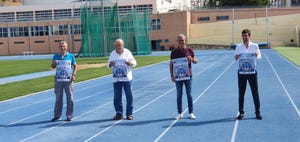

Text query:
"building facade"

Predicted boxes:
[[0, 0, 299, 55]]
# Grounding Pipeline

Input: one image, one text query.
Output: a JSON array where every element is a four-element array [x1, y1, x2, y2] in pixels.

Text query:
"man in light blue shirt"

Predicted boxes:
[[51, 41, 77, 122]]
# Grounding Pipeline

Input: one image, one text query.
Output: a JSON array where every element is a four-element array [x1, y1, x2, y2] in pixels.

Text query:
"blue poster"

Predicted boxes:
[[172, 57, 190, 81], [113, 59, 128, 78], [239, 53, 256, 74], [56, 60, 72, 82]]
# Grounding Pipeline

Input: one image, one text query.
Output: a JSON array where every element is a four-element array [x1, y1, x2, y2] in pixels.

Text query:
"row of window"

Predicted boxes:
[[0, 24, 81, 38], [197, 15, 229, 21], [0, 5, 153, 23]]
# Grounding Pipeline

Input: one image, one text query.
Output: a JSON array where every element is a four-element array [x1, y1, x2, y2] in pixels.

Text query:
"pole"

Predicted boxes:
[[232, 8, 234, 44], [266, 7, 269, 45], [101, 0, 107, 56], [71, 2, 75, 53]]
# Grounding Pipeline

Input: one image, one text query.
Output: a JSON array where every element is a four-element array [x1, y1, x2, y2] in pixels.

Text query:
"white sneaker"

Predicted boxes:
[[175, 114, 183, 120], [189, 113, 196, 119]]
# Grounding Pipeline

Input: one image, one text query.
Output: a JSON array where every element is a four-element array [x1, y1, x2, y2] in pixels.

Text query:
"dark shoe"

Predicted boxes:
[[126, 115, 134, 120], [51, 117, 60, 122], [113, 115, 123, 120], [66, 118, 72, 121], [256, 114, 262, 120], [236, 114, 244, 120]]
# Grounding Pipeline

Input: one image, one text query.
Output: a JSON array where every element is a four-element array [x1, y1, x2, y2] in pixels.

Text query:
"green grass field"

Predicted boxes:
[[272, 47, 300, 67], [1, 47, 299, 101], [0, 56, 169, 101]]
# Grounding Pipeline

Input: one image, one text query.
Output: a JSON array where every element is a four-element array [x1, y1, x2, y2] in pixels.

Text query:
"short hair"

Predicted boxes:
[[115, 39, 124, 46], [242, 29, 251, 36], [60, 40, 68, 46], [177, 34, 186, 40]]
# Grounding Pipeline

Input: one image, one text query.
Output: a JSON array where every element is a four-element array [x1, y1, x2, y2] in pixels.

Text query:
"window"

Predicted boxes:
[[118, 6, 132, 15], [134, 5, 153, 13], [36, 10, 52, 21], [54, 9, 72, 20], [71, 24, 82, 35], [151, 18, 161, 31], [0, 12, 14, 23], [35, 41, 45, 43], [73, 8, 81, 19], [53, 25, 69, 35], [0, 27, 8, 38], [17, 11, 34, 22], [216, 15, 229, 20], [10, 27, 29, 37], [31, 26, 49, 36], [197, 17, 210, 21]]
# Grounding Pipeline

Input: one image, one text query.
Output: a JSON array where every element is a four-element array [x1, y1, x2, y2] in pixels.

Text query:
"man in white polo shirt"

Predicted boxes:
[[234, 29, 262, 120]]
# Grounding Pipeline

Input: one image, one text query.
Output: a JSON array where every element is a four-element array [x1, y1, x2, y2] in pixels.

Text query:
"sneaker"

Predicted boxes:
[[189, 113, 196, 120], [174, 114, 183, 120], [113, 115, 123, 120], [51, 117, 60, 122], [256, 114, 263, 120], [236, 114, 244, 120], [126, 115, 134, 120]]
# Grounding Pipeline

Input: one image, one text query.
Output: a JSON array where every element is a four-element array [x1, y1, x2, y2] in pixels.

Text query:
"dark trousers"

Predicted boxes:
[[238, 72, 261, 114]]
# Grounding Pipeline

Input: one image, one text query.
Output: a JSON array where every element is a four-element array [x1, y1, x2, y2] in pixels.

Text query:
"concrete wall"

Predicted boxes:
[[189, 13, 300, 47]]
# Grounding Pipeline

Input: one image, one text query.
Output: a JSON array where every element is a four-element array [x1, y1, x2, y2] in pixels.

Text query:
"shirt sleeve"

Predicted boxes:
[[256, 46, 262, 59], [128, 50, 137, 67]]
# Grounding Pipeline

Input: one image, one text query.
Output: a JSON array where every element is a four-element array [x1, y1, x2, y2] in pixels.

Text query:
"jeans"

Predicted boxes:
[[238, 72, 260, 114], [54, 81, 74, 119], [113, 81, 133, 116], [175, 78, 193, 114]]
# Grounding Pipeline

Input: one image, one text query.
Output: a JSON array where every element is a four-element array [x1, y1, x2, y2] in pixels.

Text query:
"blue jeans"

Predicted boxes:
[[175, 78, 193, 114], [113, 81, 133, 116]]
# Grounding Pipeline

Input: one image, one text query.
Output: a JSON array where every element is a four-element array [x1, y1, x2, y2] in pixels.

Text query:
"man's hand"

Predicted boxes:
[[51, 60, 58, 68], [235, 54, 239, 60], [109, 61, 115, 67]]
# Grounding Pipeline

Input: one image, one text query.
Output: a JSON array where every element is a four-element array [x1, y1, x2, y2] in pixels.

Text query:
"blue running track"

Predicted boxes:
[[0, 49, 299, 142]]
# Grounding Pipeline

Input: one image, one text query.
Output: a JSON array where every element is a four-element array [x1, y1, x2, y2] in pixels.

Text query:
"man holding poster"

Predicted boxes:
[[108, 39, 137, 120], [51, 41, 77, 122], [170, 34, 197, 120], [234, 29, 262, 120]]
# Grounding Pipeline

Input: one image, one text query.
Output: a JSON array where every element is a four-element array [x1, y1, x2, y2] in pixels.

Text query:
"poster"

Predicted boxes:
[[113, 59, 128, 78], [239, 53, 256, 74], [56, 60, 72, 82], [172, 57, 190, 81]]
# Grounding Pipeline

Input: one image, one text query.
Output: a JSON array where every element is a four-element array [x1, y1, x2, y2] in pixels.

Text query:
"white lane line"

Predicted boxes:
[[274, 51, 300, 71], [0, 65, 167, 118], [18, 73, 172, 141], [84, 55, 230, 142], [1, 88, 112, 128], [230, 113, 240, 142], [154, 60, 235, 142], [84, 88, 176, 142], [265, 54, 300, 117], [19, 101, 112, 142]]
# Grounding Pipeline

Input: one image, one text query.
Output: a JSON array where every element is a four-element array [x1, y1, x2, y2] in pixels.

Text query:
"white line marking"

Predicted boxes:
[[274, 51, 300, 71], [20, 101, 112, 142], [84, 88, 176, 142], [19, 73, 171, 141], [265, 54, 300, 117], [154, 60, 235, 142], [230, 113, 239, 142], [84, 55, 230, 142]]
